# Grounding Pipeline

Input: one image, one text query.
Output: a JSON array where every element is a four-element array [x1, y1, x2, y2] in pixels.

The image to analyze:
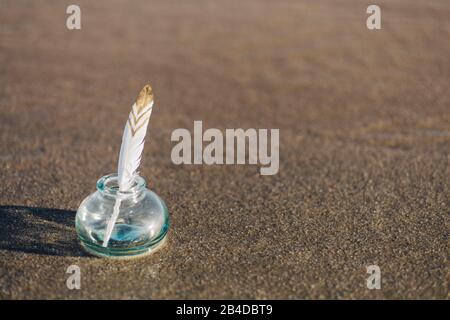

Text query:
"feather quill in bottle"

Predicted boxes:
[[102, 85, 154, 247]]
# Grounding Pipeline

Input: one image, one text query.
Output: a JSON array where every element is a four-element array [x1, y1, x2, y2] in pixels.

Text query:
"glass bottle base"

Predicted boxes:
[[80, 233, 168, 259]]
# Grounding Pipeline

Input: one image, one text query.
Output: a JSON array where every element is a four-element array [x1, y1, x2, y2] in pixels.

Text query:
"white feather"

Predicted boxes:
[[103, 87, 154, 247], [117, 102, 153, 190]]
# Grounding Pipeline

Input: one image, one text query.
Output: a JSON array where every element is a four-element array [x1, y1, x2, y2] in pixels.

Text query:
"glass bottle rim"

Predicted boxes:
[[96, 173, 146, 197]]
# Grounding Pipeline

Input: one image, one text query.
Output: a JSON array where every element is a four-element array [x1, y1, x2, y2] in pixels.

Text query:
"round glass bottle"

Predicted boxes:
[[75, 173, 169, 258]]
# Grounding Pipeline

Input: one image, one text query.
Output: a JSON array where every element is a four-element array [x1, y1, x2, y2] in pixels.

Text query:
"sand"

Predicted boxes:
[[0, 0, 448, 299]]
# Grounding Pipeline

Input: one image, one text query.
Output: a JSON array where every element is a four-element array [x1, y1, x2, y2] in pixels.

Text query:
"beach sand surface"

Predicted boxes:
[[0, 0, 448, 299]]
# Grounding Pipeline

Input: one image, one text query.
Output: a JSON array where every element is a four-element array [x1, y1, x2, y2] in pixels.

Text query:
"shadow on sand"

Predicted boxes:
[[0, 205, 86, 257]]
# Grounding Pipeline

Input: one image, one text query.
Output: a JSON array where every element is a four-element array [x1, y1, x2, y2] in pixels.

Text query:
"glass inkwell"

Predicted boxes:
[[76, 173, 169, 258], [75, 85, 169, 258]]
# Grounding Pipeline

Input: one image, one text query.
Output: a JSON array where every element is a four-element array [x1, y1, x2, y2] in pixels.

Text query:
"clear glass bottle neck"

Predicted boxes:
[[96, 173, 146, 201]]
